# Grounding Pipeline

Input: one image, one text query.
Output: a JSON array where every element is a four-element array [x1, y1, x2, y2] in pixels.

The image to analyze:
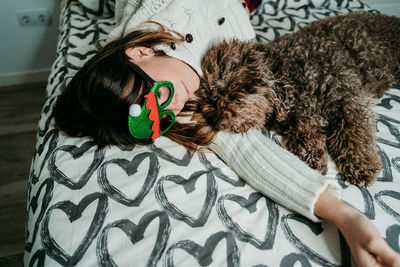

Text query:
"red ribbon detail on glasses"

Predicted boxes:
[[144, 92, 160, 140]]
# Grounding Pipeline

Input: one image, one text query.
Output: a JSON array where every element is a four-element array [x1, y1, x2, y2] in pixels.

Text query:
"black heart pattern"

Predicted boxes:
[[37, 129, 59, 156], [41, 192, 108, 266], [48, 140, 105, 189], [377, 145, 393, 182], [28, 249, 46, 267], [155, 170, 217, 227], [79, 0, 105, 16], [164, 231, 239, 266], [377, 114, 400, 149], [377, 92, 400, 110], [258, 0, 280, 15], [280, 252, 312, 267], [198, 152, 245, 187], [30, 129, 59, 185], [48, 68, 69, 97], [268, 16, 295, 33], [37, 97, 57, 137], [217, 192, 278, 250], [393, 157, 400, 174], [375, 190, 400, 222], [281, 214, 351, 267], [311, 11, 334, 21], [385, 224, 400, 252], [69, 49, 98, 62], [337, 176, 375, 219], [98, 152, 159, 207], [25, 178, 54, 253], [149, 143, 192, 166], [97, 211, 170, 266]]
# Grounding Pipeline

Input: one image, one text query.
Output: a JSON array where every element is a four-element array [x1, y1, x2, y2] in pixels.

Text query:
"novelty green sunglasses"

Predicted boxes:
[[127, 61, 175, 140]]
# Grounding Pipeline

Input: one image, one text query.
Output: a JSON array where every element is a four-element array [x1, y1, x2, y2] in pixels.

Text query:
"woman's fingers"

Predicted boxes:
[[369, 240, 400, 267], [355, 247, 382, 267]]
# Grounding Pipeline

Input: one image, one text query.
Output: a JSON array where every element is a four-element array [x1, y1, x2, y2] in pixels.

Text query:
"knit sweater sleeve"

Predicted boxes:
[[208, 130, 341, 222], [110, 0, 175, 40]]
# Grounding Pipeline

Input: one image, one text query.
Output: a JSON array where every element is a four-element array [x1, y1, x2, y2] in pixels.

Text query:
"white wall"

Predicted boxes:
[[0, 0, 60, 86], [363, 0, 400, 17]]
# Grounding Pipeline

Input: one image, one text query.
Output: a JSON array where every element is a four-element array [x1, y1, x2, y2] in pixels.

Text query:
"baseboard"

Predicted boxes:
[[0, 70, 51, 87]]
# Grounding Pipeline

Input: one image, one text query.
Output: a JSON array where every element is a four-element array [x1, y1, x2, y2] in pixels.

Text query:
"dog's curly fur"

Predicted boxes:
[[197, 12, 400, 186]]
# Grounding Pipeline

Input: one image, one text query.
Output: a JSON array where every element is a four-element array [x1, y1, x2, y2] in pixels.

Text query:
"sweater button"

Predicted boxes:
[[185, 34, 193, 43], [170, 42, 176, 50], [218, 17, 225, 25]]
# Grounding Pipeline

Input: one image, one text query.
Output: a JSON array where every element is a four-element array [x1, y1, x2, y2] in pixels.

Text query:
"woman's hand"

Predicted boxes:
[[338, 212, 400, 266], [315, 189, 400, 266]]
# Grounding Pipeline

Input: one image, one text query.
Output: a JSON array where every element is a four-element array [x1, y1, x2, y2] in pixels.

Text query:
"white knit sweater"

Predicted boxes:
[[110, 0, 341, 222], [109, 0, 255, 75], [211, 131, 340, 222]]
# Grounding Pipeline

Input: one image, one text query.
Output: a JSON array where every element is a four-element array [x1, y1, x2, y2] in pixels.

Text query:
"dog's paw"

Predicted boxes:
[[285, 138, 329, 175], [338, 156, 382, 187], [339, 169, 378, 187]]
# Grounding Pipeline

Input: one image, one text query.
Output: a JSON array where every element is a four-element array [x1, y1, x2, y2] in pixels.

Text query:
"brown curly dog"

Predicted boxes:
[[197, 12, 400, 187]]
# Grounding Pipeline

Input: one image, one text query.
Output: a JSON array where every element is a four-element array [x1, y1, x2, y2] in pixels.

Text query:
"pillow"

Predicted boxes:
[[246, 0, 262, 12], [78, 0, 115, 18]]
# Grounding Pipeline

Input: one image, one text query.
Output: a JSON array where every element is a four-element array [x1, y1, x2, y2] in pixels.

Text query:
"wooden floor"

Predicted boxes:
[[0, 82, 46, 266]]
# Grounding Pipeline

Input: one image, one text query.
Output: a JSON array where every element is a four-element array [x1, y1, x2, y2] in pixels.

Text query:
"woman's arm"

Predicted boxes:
[[315, 190, 400, 266], [209, 129, 340, 222], [210, 130, 400, 265]]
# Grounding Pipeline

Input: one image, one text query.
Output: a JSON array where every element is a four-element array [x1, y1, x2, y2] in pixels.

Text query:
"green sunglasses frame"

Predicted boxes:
[[128, 81, 175, 140], [127, 61, 176, 140]]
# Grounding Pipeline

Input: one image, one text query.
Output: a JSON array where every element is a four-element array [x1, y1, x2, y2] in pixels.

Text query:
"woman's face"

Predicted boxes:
[[125, 46, 200, 115]]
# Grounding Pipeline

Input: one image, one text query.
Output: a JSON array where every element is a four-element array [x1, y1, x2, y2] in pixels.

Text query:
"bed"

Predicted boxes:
[[24, 0, 400, 266]]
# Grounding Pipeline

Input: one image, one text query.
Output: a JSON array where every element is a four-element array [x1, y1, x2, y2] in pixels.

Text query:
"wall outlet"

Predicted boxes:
[[17, 9, 51, 27]]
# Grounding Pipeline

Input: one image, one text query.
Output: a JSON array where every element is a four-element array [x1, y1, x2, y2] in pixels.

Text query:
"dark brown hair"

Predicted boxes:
[[52, 22, 217, 151]]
